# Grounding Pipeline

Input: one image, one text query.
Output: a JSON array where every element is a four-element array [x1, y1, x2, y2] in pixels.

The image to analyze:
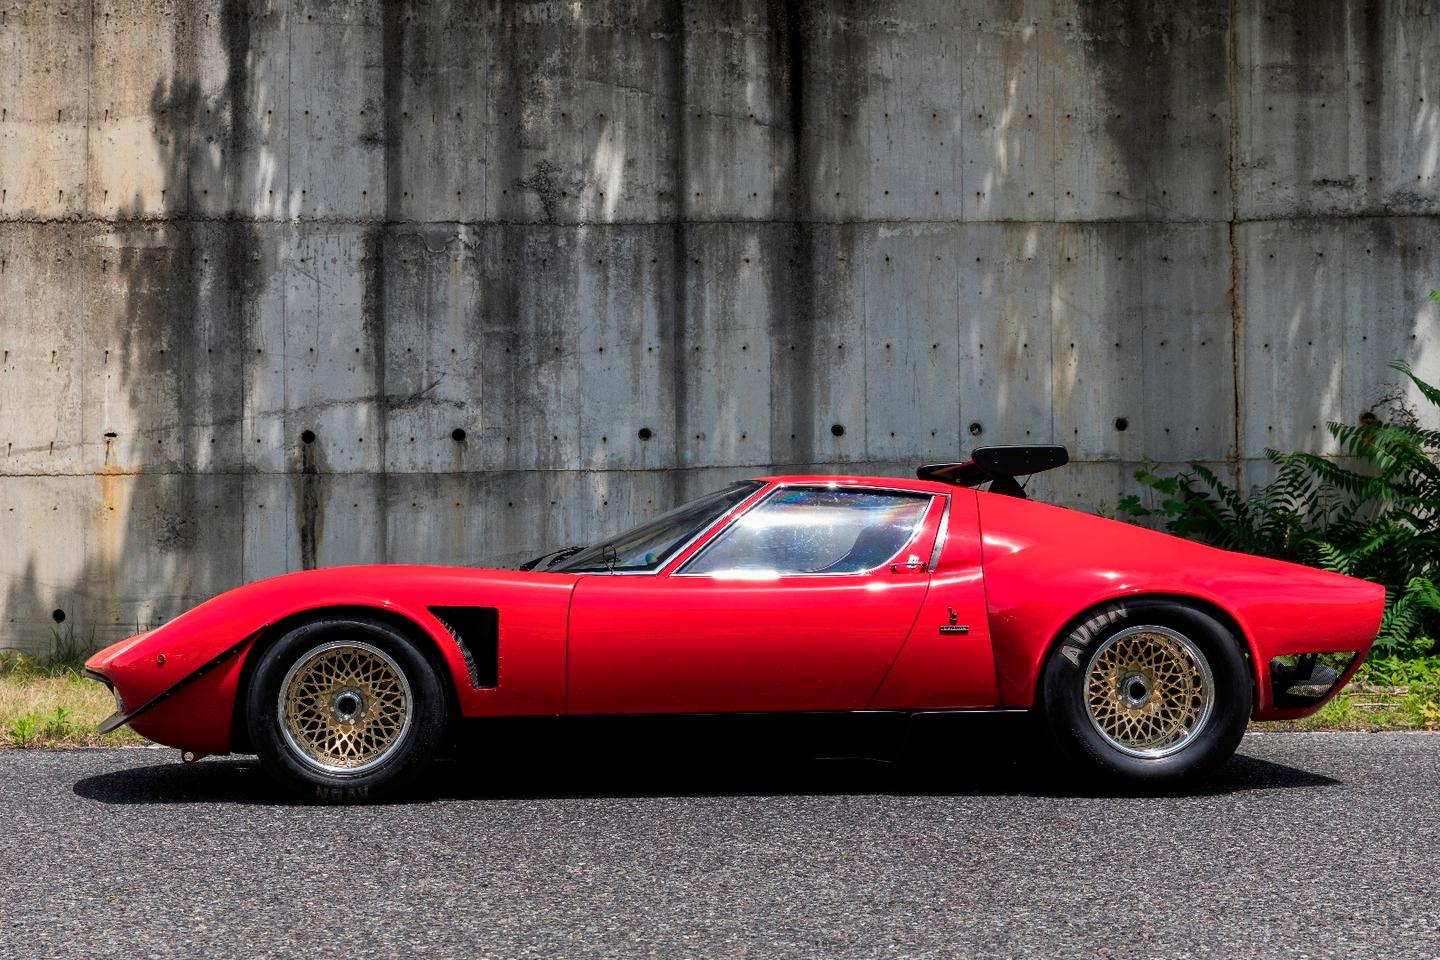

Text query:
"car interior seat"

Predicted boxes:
[[817, 523, 908, 574]]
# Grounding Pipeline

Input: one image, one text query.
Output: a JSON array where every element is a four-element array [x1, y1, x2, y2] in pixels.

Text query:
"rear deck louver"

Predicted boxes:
[[429, 607, 499, 689]]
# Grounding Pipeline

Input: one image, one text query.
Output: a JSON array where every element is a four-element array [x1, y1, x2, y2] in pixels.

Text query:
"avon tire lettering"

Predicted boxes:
[[1058, 603, 1130, 668]]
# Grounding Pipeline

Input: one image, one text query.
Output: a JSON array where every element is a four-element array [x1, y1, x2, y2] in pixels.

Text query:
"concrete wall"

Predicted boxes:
[[2, 0, 1438, 653]]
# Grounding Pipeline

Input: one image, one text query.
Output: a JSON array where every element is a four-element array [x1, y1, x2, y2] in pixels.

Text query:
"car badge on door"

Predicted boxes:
[[940, 606, 970, 635]]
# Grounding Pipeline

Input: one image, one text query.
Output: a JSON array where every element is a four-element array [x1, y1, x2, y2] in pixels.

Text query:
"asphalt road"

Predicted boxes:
[[0, 729, 1436, 959]]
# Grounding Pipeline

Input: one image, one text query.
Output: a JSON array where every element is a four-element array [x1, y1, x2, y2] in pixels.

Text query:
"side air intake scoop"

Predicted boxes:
[[916, 444, 1069, 498]]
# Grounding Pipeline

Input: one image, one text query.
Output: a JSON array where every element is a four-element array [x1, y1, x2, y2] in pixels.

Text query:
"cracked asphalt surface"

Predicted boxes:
[[0, 729, 1436, 959]]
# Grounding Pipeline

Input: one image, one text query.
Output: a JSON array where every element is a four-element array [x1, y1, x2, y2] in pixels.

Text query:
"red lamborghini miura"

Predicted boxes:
[[85, 446, 1383, 801]]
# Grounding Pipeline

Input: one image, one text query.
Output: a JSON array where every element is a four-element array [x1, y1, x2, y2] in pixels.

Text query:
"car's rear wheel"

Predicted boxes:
[[1037, 600, 1252, 786], [246, 616, 447, 802]]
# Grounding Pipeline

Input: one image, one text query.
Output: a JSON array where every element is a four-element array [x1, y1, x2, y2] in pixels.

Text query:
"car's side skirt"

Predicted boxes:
[[448, 708, 1032, 762]]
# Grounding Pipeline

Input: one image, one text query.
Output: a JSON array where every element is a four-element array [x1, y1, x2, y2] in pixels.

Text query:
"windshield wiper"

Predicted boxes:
[[555, 542, 624, 574], [517, 544, 586, 572]]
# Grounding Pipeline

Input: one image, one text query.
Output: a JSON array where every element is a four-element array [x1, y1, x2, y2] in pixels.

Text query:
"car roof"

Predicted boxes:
[[752, 474, 956, 496]]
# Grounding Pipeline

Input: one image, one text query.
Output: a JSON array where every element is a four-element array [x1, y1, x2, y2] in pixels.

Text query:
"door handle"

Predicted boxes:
[[889, 556, 926, 573]]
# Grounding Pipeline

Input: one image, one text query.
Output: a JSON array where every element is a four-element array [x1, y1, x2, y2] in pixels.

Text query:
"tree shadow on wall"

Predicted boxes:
[[4, 3, 261, 658]]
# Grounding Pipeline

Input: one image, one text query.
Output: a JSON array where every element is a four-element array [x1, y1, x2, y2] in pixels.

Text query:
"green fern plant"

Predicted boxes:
[[1120, 360, 1440, 656]]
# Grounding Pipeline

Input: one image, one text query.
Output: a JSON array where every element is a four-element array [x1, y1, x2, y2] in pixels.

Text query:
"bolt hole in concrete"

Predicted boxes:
[[51, 609, 65, 623], [831, 424, 845, 437], [969, 421, 984, 437], [1114, 417, 1129, 432], [638, 427, 653, 441], [451, 428, 467, 442], [301, 429, 316, 444]]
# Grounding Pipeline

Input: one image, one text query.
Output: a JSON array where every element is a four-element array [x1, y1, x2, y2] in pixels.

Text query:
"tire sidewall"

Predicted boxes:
[[246, 617, 447, 802], [1039, 599, 1253, 784]]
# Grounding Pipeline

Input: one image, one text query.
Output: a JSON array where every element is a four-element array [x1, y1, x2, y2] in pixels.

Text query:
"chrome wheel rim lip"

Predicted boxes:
[[1083, 624, 1215, 760], [278, 639, 414, 775]]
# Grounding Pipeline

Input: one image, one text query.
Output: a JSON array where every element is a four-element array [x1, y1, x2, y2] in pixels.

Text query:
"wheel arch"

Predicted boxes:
[[229, 604, 461, 754], [1032, 592, 1259, 713]]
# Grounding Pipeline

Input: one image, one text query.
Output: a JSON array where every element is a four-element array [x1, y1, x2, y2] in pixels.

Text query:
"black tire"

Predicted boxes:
[[1036, 599, 1252, 786], [245, 616, 448, 802]]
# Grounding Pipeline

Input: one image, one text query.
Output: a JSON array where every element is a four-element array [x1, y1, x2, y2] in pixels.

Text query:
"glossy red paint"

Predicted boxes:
[[86, 565, 577, 753], [568, 484, 945, 714], [868, 489, 1000, 709], [974, 491, 1384, 719], [85, 473, 1384, 754]]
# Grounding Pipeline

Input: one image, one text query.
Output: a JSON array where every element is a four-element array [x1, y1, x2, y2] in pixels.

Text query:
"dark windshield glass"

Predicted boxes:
[[554, 481, 763, 573]]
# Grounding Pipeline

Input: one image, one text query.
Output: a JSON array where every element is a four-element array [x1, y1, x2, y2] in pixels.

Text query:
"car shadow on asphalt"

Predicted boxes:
[[71, 716, 1341, 806]]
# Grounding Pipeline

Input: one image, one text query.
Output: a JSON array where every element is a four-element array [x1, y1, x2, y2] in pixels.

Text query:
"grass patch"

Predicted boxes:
[[0, 653, 147, 748]]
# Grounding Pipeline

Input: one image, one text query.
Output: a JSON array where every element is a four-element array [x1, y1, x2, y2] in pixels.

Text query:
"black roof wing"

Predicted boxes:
[[917, 445, 1069, 496]]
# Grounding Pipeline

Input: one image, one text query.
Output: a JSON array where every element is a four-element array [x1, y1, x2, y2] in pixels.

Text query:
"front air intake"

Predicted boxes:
[[429, 607, 499, 689]]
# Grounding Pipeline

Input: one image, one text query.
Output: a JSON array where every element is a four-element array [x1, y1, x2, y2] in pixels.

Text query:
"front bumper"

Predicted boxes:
[[83, 628, 262, 742], [81, 668, 128, 733]]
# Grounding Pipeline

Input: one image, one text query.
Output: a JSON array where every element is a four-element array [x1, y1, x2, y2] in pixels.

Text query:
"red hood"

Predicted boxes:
[[85, 564, 579, 753]]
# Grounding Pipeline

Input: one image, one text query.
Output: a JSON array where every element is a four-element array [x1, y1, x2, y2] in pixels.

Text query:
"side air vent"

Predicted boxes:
[[429, 607, 499, 689]]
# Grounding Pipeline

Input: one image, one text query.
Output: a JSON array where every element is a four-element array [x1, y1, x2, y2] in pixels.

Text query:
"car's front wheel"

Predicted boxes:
[[1037, 600, 1252, 786], [245, 616, 447, 802]]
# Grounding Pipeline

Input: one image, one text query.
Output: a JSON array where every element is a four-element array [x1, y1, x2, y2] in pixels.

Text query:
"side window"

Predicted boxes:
[[681, 488, 933, 577]]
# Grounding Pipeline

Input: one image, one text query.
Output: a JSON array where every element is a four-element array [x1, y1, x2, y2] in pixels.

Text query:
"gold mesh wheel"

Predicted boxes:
[[1084, 625, 1214, 759], [278, 640, 414, 774]]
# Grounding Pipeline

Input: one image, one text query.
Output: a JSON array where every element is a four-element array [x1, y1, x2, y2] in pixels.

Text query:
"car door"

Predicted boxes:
[[867, 489, 1000, 709], [566, 485, 943, 715]]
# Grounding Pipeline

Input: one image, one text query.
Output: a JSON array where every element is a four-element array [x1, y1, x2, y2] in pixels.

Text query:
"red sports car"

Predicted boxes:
[[84, 446, 1383, 801]]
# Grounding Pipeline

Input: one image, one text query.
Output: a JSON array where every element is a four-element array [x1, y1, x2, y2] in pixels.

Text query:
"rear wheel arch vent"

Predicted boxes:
[[428, 606, 499, 689]]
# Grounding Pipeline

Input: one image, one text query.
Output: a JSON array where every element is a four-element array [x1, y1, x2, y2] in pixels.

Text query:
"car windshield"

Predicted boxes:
[[554, 481, 764, 573]]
